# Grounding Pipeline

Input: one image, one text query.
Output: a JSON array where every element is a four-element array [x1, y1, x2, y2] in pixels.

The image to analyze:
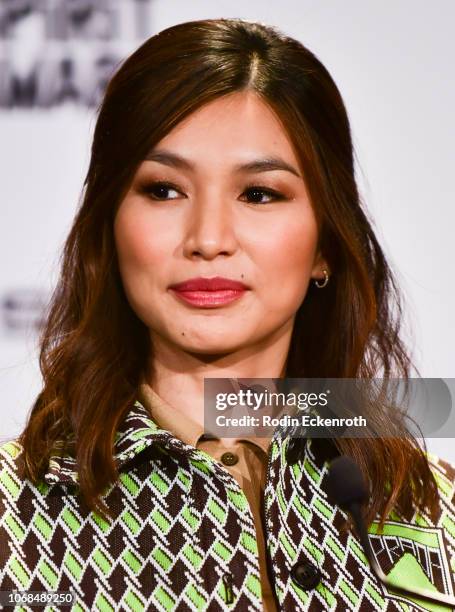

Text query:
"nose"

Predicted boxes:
[[182, 190, 238, 260]]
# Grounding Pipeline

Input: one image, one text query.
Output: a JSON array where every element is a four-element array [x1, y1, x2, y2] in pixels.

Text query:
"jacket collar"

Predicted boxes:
[[44, 378, 275, 486], [43, 399, 204, 486], [137, 381, 271, 455]]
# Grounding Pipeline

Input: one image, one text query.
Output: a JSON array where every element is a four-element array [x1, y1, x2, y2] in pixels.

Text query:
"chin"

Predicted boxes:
[[187, 349, 233, 361], [175, 335, 247, 356]]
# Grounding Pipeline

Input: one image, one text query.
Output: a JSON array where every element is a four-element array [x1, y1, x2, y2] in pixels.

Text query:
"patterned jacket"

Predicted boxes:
[[1, 398, 454, 611]]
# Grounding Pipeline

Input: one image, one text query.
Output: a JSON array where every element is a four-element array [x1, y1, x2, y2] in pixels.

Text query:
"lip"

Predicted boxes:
[[169, 276, 249, 308], [169, 276, 249, 291]]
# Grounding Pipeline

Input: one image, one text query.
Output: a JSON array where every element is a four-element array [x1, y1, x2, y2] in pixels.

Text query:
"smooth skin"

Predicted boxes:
[[114, 90, 329, 438]]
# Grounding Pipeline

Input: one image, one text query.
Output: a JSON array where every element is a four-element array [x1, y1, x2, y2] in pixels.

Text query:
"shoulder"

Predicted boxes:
[[0, 438, 50, 499], [425, 450, 455, 515], [0, 438, 26, 496], [427, 449, 455, 474], [0, 437, 24, 468]]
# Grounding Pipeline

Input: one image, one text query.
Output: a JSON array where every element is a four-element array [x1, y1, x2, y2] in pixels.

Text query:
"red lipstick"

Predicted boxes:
[[169, 276, 249, 307]]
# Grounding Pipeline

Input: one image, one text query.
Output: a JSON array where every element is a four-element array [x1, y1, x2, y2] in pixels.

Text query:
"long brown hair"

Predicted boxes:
[[17, 17, 438, 526]]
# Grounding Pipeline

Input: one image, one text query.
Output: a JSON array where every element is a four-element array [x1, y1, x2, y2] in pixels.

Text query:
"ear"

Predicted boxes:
[[310, 251, 330, 281]]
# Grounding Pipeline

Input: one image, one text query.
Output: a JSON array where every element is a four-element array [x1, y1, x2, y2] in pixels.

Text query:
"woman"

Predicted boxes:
[[1, 17, 454, 611]]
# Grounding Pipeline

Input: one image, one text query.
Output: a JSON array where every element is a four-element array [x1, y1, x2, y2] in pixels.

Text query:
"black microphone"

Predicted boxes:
[[326, 455, 455, 608]]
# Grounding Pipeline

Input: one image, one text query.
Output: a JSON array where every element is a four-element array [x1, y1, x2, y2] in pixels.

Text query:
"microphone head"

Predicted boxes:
[[325, 455, 369, 509]]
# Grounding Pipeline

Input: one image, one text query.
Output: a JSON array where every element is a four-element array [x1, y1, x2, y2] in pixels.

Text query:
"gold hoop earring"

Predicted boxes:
[[314, 269, 329, 288]]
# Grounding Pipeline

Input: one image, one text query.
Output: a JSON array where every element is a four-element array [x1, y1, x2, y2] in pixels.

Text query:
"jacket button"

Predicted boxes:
[[221, 452, 239, 466], [290, 561, 321, 590]]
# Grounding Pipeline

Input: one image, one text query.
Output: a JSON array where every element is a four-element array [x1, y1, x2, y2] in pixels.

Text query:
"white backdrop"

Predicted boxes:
[[1, 0, 454, 462]]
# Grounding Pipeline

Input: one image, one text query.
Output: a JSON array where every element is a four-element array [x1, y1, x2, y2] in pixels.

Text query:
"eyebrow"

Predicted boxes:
[[144, 149, 302, 178]]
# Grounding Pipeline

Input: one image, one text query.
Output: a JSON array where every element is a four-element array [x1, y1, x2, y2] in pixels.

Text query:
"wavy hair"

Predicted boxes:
[[17, 18, 438, 527]]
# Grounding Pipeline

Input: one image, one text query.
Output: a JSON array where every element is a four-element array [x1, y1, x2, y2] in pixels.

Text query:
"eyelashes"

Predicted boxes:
[[242, 184, 288, 204], [139, 180, 288, 205]]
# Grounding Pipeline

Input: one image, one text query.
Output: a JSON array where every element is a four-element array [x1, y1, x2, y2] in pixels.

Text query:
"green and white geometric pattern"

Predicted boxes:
[[1, 399, 454, 611], [263, 436, 455, 611]]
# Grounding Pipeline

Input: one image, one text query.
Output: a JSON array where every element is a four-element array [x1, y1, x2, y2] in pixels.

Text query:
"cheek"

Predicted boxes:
[[255, 216, 318, 279], [248, 214, 318, 314], [113, 204, 169, 325], [114, 202, 166, 272]]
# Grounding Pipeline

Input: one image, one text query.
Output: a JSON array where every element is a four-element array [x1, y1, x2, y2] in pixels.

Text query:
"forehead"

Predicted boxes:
[[152, 91, 300, 168]]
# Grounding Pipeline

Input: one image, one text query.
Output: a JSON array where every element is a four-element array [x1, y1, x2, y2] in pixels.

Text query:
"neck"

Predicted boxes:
[[144, 329, 290, 429]]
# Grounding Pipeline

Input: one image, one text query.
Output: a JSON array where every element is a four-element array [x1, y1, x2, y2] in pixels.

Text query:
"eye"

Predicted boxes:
[[140, 181, 287, 204], [141, 181, 182, 200], [241, 185, 287, 205]]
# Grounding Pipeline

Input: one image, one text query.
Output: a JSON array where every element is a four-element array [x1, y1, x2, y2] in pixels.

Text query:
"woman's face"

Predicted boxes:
[[114, 91, 327, 355]]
